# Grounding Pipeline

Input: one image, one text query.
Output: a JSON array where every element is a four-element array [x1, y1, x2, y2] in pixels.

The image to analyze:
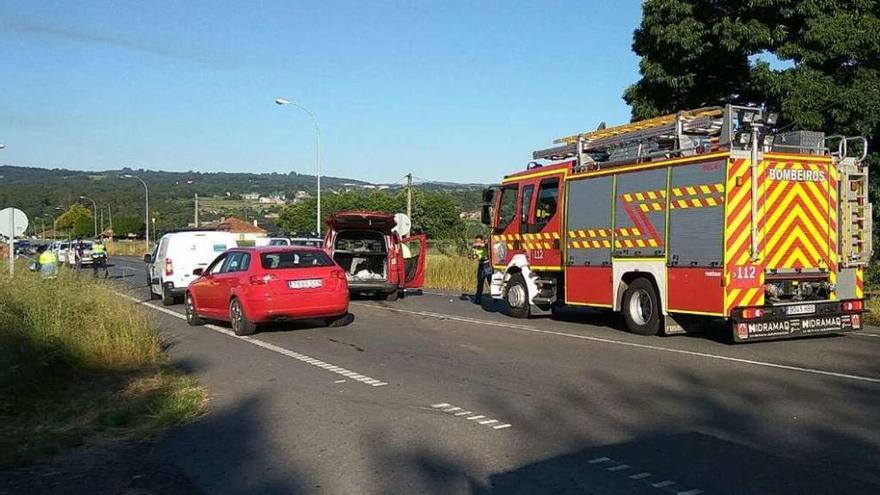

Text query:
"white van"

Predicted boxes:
[[145, 231, 238, 305]]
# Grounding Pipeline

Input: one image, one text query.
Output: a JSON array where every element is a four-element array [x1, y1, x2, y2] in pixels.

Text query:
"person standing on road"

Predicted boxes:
[[91, 239, 109, 279], [469, 235, 491, 304], [73, 238, 86, 272], [37, 245, 58, 279]]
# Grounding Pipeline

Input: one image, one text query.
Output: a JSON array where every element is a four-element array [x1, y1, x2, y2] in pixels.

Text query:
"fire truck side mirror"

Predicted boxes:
[[481, 204, 492, 226], [480, 188, 496, 226]]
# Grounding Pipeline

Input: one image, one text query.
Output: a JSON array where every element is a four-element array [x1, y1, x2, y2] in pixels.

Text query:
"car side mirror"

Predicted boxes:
[[143, 254, 152, 263], [193, 268, 204, 276], [481, 204, 492, 225]]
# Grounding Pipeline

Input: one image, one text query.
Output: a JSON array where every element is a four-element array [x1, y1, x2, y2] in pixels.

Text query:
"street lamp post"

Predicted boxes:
[[79, 195, 98, 238], [121, 174, 150, 249], [275, 98, 322, 236]]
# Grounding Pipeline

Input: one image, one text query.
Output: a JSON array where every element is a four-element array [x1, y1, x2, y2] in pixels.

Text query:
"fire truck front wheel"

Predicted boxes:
[[622, 278, 660, 336], [505, 273, 531, 319]]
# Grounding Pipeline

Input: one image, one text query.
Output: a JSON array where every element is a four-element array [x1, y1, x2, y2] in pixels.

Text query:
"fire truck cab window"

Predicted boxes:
[[535, 179, 559, 229], [520, 185, 535, 227], [496, 185, 518, 231]]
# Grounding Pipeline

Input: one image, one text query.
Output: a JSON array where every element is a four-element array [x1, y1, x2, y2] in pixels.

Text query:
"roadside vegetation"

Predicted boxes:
[[426, 252, 473, 293], [0, 269, 206, 467], [865, 296, 880, 326], [106, 239, 152, 257]]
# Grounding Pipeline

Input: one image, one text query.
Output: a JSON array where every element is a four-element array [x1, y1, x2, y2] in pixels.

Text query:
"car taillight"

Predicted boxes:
[[164, 258, 173, 276], [249, 274, 277, 285], [742, 308, 765, 319], [330, 269, 345, 280], [842, 300, 863, 312]]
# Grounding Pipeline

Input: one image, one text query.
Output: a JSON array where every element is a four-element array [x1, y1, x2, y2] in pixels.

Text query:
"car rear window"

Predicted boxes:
[[261, 251, 334, 269]]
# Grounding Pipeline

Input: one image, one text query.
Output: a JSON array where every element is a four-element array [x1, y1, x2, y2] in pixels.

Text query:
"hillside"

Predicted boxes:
[[0, 165, 486, 236]]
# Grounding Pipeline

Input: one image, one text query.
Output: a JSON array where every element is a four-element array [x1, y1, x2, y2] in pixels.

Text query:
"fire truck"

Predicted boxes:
[[481, 105, 872, 341]]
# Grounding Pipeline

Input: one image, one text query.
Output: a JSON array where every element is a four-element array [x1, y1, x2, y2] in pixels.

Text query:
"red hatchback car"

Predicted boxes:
[[185, 247, 351, 335]]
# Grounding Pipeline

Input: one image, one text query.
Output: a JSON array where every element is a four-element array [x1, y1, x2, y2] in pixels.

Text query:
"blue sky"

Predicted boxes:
[[0, 0, 643, 183]]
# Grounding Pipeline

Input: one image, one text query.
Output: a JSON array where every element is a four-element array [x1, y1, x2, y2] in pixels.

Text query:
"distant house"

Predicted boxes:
[[216, 216, 267, 242], [241, 193, 260, 201], [258, 194, 287, 205]]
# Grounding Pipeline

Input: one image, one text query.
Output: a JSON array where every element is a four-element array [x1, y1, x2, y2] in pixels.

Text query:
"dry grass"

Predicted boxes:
[[425, 252, 475, 293], [865, 296, 880, 326], [0, 269, 206, 466], [106, 240, 152, 257]]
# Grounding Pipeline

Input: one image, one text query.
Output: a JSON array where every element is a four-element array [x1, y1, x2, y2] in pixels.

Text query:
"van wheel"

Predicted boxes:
[[622, 278, 661, 336], [505, 273, 531, 319], [185, 293, 205, 326], [161, 286, 176, 306], [384, 290, 399, 301], [230, 298, 257, 336]]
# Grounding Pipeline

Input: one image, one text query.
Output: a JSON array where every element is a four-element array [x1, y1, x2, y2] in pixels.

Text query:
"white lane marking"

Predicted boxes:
[[356, 304, 880, 385], [588, 457, 611, 464], [629, 472, 652, 480], [117, 293, 388, 387], [676, 490, 704, 495], [852, 331, 880, 338], [652, 480, 677, 488], [429, 402, 511, 431], [607, 464, 631, 472]]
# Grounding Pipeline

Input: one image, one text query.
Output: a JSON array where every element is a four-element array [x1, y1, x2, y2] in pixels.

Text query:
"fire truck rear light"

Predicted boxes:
[[742, 308, 764, 319], [842, 300, 863, 312]]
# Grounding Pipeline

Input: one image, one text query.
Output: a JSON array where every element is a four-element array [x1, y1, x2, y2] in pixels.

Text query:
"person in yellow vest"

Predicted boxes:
[[469, 235, 491, 304], [37, 245, 58, 279], [91, 239, 109, 279]]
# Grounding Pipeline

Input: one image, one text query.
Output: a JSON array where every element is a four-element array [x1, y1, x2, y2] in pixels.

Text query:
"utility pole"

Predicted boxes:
[[405, 173, 413, 220], [108, 207, 113, 239], [194, 193, 200, 227], [100, 209, 104, 236]]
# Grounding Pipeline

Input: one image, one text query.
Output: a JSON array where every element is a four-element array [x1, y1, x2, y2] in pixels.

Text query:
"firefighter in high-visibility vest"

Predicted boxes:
[[91, 240, 108, 278], [469, 235, 491, 304], [37, 246, 58, 279]]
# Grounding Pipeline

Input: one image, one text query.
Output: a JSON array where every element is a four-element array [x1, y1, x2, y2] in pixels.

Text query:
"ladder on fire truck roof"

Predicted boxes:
[[532, 107, 726, 168]]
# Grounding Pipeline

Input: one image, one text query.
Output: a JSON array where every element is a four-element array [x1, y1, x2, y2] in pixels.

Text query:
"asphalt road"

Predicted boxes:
[[106, 257, 880, 494]]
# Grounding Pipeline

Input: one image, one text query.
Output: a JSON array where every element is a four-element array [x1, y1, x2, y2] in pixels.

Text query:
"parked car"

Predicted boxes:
[[185, 246, 351, 335], [254, 237, 292, 247], [290, 231, 323, 248], [67, 240, 94, 267], [53, 241, 71, 265], [144, 231, 238, 306], [324, 211, 426, 300]]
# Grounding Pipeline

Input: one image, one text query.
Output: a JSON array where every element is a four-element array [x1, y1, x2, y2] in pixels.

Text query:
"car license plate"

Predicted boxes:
[[785, 304, 816, 316], [288, 279, 323, 289]]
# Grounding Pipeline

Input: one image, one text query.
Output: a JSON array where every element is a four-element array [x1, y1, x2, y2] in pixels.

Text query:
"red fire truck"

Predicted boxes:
[[482, 105, 872, 341]]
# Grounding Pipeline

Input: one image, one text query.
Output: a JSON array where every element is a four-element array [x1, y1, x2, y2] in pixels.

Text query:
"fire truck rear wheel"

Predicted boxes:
[[505, 273, 531, 319], [622, 278, 660, 336]]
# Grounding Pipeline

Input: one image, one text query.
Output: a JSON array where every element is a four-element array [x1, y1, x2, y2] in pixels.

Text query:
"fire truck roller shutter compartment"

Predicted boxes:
[[613, 168, 667, 258], [565, 175, 614, 306], [666, 160, 726, 314]]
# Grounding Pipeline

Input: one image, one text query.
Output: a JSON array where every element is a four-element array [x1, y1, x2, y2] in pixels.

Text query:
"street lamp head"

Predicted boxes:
[[0, 144, 6, 149], [79, 195, 87, 199], [274, 98, 291, 106], [121, 174, 134, 178]]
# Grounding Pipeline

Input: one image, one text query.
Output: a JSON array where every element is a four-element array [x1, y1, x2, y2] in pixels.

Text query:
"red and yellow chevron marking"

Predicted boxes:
[[856, 268, 864, 299], [723, 158, 837, 314], [724, 158, 764, 313], [761, 160, 836, 272], [568, 227, 612, 249]]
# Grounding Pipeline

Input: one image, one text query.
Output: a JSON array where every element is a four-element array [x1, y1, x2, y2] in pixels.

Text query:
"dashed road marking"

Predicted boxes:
[[430, 403, 511, 431], [651, 480, 677, 488], [587, 456, 702, 494], [117, 293, 388, 387], [357, 303, 880, 385]]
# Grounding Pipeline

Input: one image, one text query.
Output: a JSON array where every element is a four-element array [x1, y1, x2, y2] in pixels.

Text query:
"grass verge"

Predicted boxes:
[[0, 269, 206, 467], [865, 296, 880, 326], [426, 252, 475, 293]]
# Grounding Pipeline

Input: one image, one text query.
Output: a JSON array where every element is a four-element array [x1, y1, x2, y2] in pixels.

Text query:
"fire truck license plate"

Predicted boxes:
[[784, 304, 816, 316]]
